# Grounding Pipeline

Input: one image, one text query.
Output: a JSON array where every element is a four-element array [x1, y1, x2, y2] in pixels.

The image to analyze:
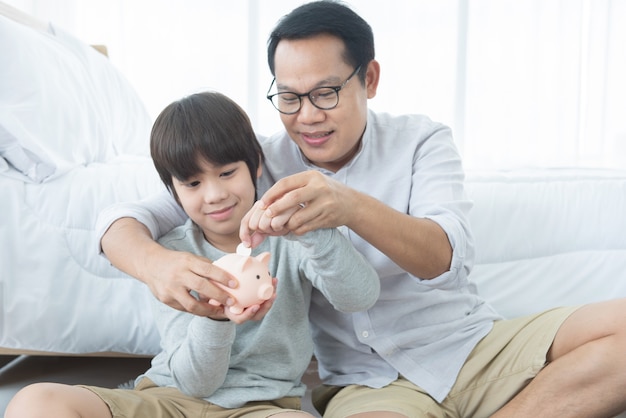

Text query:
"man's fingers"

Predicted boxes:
[[175, 256, 238, 308], [257, 209, 274, 231], [269, 205, 301, 231], [181, 295, 226, 318], [240, 201, 268, 246], [248, 201, 267, 229], [264, 190, 306, 219], [190, 275, 235, 306], [189, 255, 237, 288], [260, 171, 310, 207]]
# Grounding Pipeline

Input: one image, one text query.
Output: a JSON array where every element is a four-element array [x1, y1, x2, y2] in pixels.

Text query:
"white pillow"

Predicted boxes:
[[0, 15, 152, 183]]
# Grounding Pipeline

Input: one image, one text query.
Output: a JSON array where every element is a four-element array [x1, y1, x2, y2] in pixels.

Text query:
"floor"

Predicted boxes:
[[0, 355, 321, 417], [5, 356, 626, 418]]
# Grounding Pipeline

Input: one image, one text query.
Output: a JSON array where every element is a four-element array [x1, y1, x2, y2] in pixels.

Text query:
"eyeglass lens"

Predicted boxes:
[[272, 88, 339, 114]]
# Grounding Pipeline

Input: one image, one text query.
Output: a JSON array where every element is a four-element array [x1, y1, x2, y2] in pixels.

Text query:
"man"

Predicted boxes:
[[98, 2, 626, 417]]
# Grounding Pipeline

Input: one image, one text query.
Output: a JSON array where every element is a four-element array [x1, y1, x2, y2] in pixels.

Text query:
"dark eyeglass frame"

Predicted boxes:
[[266, 65, 362, 115]]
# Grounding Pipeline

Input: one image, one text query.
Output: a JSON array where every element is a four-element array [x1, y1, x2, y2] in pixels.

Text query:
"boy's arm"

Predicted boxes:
[[151, 298, 235, 398], [292, 228, 380, 313]]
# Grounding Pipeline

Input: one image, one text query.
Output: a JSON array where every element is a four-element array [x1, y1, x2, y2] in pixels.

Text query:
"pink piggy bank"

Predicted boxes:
[[212, 251, 273, 314]]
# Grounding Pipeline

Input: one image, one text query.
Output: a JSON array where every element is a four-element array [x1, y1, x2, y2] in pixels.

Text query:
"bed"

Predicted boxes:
[[0, 2, 164, 356]]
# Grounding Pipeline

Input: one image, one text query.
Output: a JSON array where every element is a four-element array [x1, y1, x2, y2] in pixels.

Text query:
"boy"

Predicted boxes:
[[5, 91, 379, 418]]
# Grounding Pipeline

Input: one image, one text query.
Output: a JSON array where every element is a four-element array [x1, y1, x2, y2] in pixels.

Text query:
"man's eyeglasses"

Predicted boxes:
[[266, 65, 362, 115]]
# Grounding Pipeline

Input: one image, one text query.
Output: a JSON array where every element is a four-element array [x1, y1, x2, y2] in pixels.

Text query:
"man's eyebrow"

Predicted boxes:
[[276, 75, 343, 92]]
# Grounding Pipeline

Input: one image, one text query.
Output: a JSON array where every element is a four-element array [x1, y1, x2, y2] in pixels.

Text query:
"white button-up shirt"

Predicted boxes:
[[96, 110, 502, 402]]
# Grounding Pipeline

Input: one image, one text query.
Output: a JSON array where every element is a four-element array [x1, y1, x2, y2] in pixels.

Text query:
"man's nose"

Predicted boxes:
[[297, 97, 325, 123]]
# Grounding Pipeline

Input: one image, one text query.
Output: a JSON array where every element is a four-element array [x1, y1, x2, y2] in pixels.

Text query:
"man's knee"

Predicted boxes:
[[550, 299, 626, 361]]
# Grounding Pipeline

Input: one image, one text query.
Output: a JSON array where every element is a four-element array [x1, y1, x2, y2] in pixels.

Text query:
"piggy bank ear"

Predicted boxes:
[[234, 255, 252, 273], [256, 252, 271, 267]]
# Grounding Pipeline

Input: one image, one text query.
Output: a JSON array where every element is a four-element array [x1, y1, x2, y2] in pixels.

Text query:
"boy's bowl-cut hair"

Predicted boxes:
[[150, 91, 264, 201]]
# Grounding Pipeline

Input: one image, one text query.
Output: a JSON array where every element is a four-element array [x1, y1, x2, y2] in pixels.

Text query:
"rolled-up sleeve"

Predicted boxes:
[[95, 190, 187, 255]]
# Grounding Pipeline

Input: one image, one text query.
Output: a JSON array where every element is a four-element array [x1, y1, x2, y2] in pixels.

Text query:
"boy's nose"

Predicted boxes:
[[203, 183, 227, 203]]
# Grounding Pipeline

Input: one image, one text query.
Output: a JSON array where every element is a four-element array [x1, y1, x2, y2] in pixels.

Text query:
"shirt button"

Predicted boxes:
[[361, 331, 369, 338]]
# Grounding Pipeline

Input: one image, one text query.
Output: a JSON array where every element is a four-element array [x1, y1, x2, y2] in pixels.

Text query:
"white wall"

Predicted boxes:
[[5, 0, 626, 170]]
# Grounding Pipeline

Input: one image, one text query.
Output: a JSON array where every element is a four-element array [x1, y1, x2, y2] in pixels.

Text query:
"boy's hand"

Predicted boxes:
[[210, 278, 278, 324]]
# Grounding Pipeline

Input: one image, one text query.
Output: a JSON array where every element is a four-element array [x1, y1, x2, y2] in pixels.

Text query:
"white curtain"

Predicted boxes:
[[6, 0, 626, 170]]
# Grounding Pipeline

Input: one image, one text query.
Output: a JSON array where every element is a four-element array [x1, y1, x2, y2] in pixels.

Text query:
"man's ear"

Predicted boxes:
[[365, 59, 380, 99]]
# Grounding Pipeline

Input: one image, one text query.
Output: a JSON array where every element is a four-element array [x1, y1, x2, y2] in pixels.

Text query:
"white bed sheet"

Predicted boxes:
[[0, 156, 164, 355], [0, 2, 166, 355]]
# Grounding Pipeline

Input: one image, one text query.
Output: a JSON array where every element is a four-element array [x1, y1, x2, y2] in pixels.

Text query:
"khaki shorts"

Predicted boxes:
[[313, 306, 579, 418], [81, 377, 305, 418]]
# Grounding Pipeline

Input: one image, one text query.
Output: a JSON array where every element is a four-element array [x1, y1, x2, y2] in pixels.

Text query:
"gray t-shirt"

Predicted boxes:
[[139, 219, 379, 408]]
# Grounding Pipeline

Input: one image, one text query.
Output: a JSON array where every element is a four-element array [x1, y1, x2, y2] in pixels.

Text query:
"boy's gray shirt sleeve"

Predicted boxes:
[[149, 298, 236, 398], [287, 228, 380, 312]]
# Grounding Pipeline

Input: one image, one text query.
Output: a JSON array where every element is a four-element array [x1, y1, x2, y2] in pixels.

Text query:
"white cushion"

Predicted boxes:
[[0, 15, 151, 183], [466, 168, 626, 318]]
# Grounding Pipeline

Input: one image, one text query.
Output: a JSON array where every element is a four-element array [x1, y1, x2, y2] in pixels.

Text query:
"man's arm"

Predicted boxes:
[[241, 171, 452, 280], [96, 191, 279, 318], [342, 187, 452, 279], [101, 217, 236, 316]]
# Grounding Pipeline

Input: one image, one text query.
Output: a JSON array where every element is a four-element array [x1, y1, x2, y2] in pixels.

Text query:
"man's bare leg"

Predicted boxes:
[[492, 298, 626, 418]]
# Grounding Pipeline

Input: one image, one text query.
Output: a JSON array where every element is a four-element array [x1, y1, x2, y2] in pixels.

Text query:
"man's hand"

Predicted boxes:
[[101, 217, 239, 317], [240, 170, 351, 247], [239, 201, 300, 248], [143, 248, 240, 317], [239, 170, 453, 279]]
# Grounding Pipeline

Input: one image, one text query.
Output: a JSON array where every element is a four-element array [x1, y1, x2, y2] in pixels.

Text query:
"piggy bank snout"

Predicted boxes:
[[257, 283, 273, 300]]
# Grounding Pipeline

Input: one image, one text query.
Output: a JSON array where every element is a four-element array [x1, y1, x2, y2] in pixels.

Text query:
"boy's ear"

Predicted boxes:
[[256, 161, 263, 178]]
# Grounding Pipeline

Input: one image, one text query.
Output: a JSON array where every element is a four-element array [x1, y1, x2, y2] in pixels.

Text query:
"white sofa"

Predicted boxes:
[[4, 165, 625, 357], [466, 168, 626, 319]]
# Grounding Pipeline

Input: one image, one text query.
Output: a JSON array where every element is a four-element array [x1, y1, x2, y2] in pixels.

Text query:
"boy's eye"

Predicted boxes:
[[186, 180, 200, 187], [220, 168, 236, 178]]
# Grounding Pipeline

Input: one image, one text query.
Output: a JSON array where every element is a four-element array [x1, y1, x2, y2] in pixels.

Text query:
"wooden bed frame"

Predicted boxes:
[[0, 1, 108, 54], [0, 1, 48, 31]]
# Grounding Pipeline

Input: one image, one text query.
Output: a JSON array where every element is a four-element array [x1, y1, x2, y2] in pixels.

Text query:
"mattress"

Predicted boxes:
[[0, 2, 166, 354], [0, 156, 164, 354]]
